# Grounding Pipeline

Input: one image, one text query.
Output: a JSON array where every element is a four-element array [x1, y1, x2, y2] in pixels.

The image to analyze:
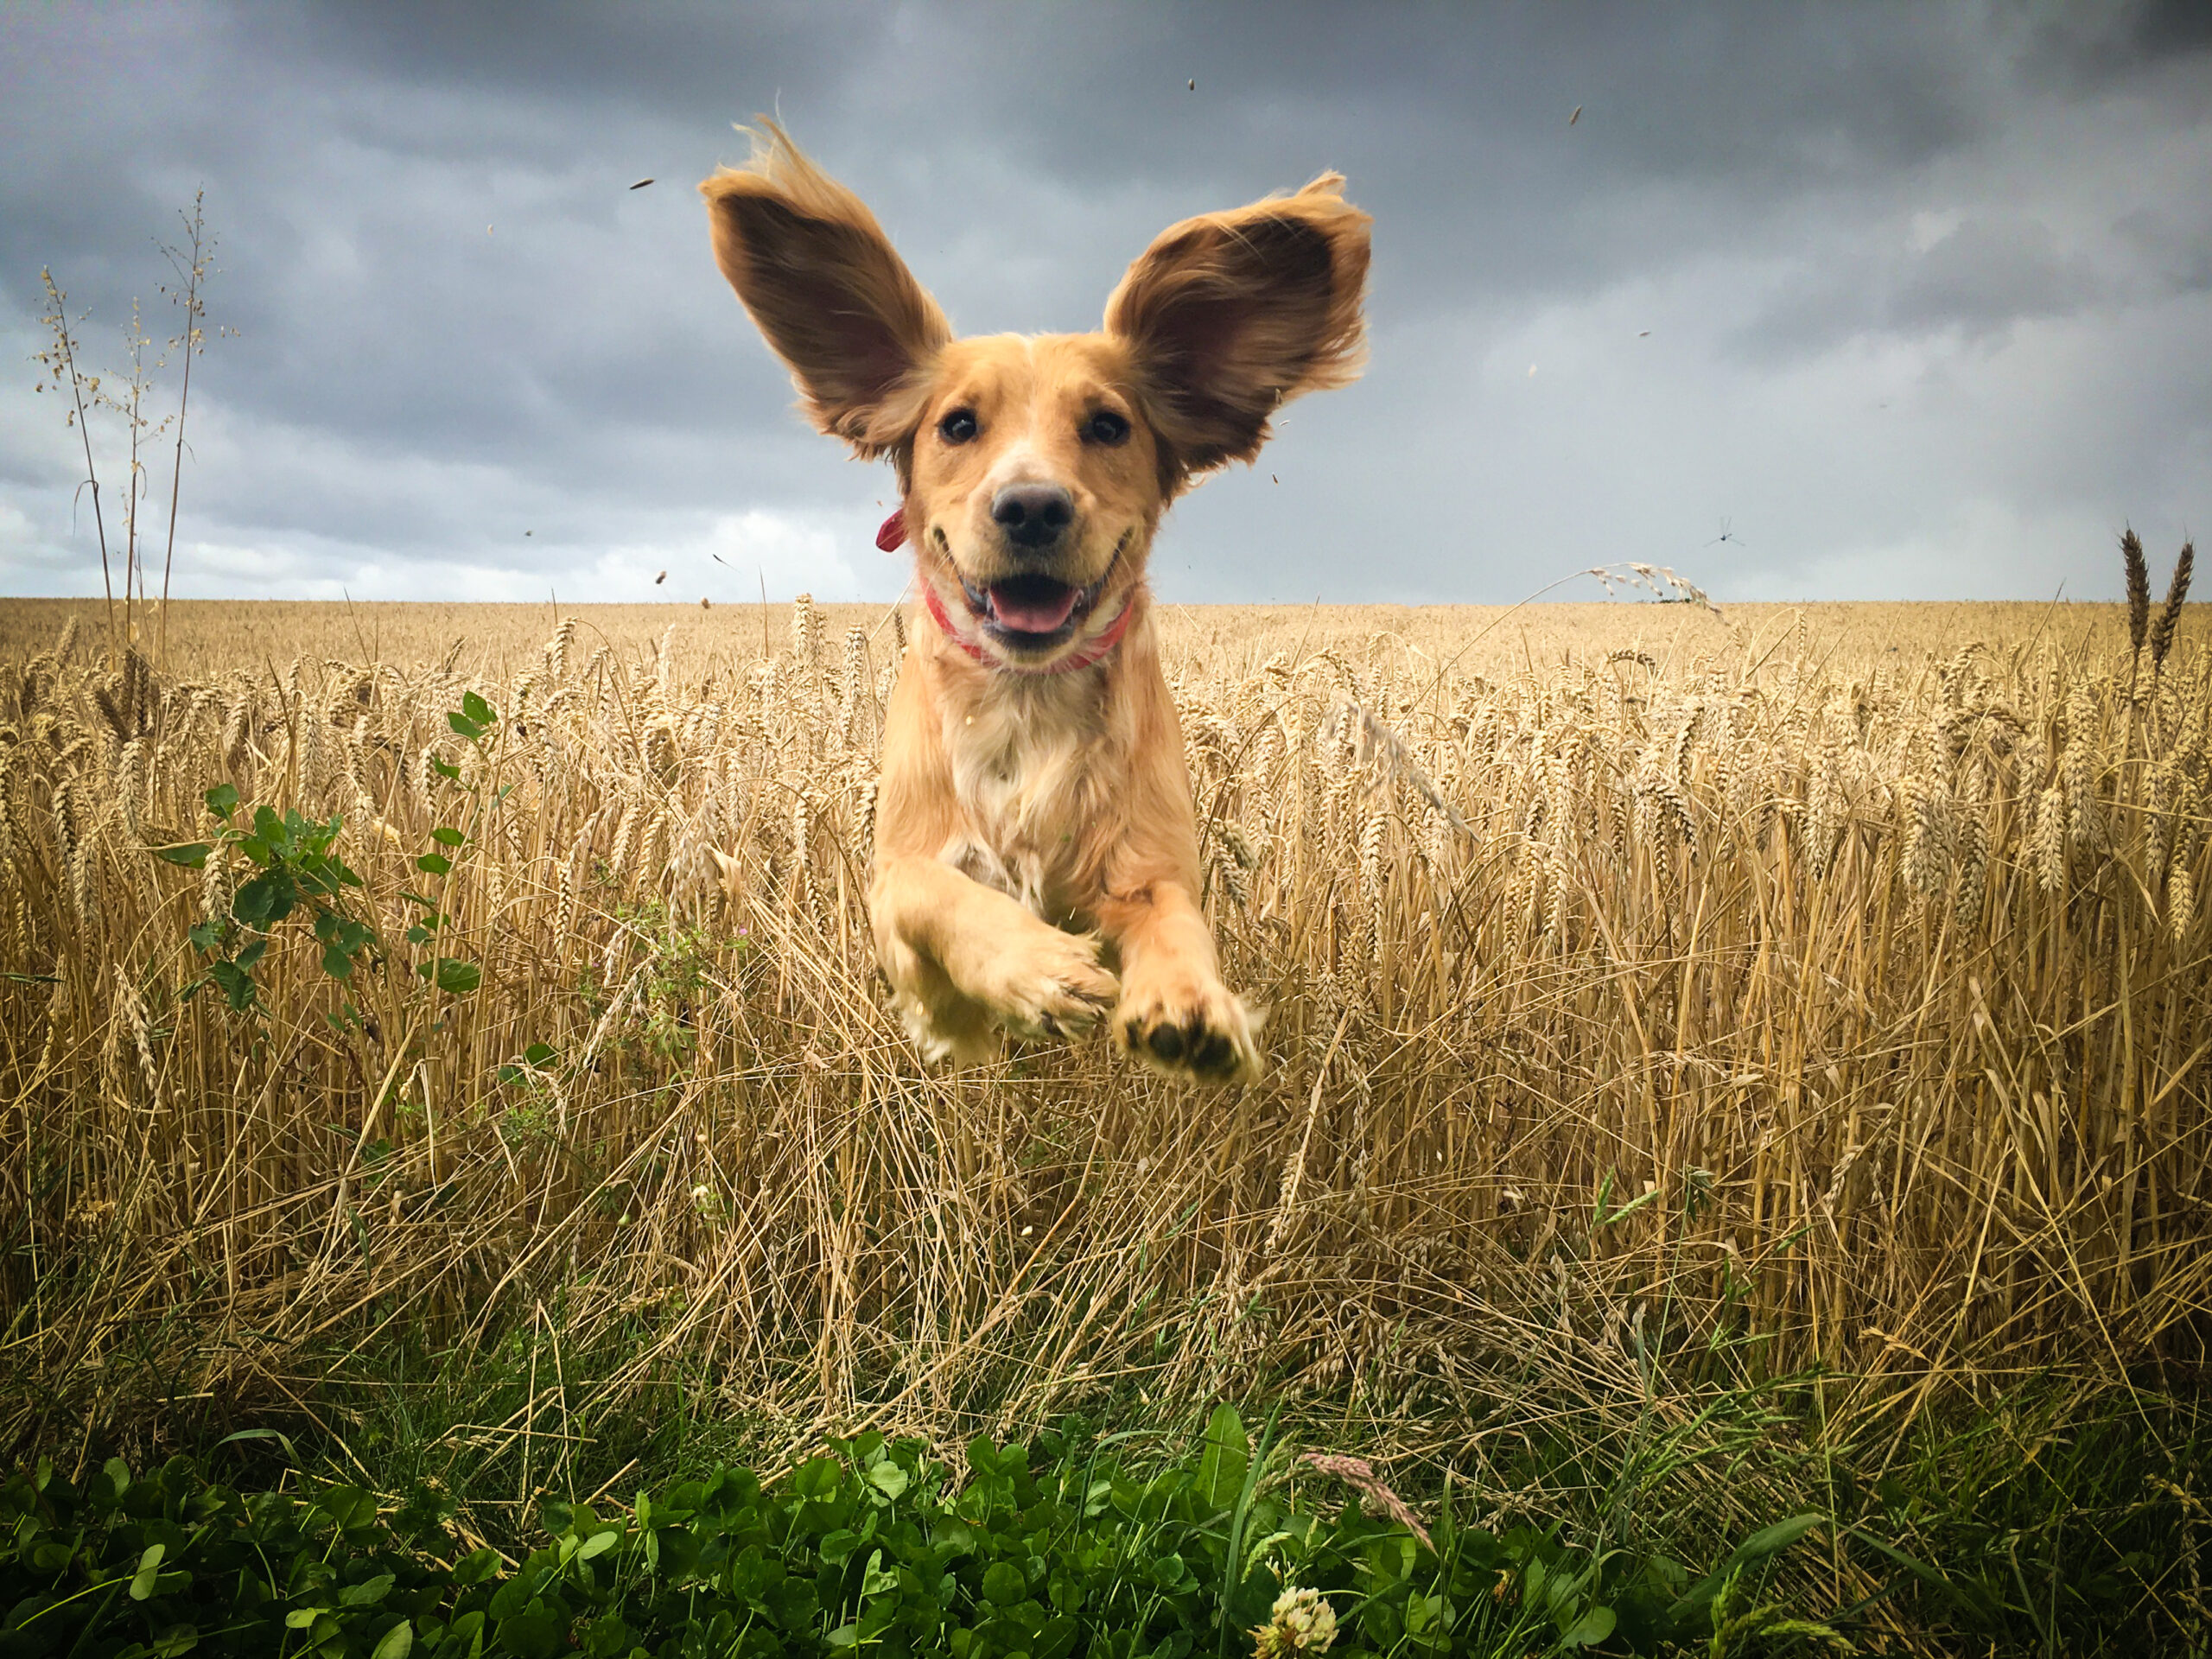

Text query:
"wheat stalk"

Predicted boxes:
[[2152, 541, 2195, 674], [2125, 529, 2152, 662]]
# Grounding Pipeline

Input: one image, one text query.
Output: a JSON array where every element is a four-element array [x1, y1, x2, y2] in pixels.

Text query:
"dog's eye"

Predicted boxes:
[[938, 409, 978, 444], [1084, 410, 1131, 446]]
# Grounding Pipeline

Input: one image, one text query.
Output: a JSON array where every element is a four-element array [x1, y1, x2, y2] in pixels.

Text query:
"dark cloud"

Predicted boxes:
[[2, 0, 2208, 606], [2135, 0, 2212, 56], [1888, 216, 2105, 334], [1731, 212, 2115, 360]]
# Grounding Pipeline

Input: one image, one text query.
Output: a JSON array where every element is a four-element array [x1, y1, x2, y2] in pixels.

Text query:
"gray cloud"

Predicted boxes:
[[2, 0, 2208, 607], [1889, 216, 2105, 334]]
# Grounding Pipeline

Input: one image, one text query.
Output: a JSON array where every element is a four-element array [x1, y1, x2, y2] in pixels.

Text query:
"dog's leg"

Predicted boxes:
[[1100, 880, 1261, 1084], [870, 854, 1119, 1063], [1091, 655, 1260, 1084]]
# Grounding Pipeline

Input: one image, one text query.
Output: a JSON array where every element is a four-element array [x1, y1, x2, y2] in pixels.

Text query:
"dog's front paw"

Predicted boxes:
[[1114, 968, 1262, 1084], [979, 924, 1120, 1040]]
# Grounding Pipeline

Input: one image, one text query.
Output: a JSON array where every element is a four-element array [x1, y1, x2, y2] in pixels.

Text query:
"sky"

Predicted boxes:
[[2, 1, 2209, 607]]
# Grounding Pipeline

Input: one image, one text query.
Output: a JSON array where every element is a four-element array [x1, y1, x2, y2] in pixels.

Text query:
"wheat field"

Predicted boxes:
[[2, 591, 2209, 1578], [0, 594, 2174, 687]]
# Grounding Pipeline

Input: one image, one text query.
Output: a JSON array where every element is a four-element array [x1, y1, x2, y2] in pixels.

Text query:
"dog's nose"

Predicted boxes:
[[991, 483, 1074, 550]]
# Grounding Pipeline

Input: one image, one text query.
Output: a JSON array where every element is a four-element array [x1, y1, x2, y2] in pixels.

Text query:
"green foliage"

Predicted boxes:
[[0, 1455, 450, 1659], [170, 786, 372, 1012], [161, 696, 501, 1015], [0, 1415, 1835, 1658], [1824, 1388, 2211, 1653], [582, 897, 728, 1069]]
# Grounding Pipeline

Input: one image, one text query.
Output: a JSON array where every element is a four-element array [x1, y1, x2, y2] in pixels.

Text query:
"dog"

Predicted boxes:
[[702, 123, 1369, 1084]]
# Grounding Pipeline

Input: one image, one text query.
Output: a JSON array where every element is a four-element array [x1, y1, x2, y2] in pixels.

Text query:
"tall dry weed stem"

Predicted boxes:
[[0, 604, 2208, 1527]]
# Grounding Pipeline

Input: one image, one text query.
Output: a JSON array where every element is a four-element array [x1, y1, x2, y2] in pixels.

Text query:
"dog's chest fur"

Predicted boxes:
[[936, 671, 1117, 923]]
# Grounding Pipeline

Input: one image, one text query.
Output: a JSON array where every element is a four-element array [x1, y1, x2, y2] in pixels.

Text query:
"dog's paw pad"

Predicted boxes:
[[1190, 1026, 1236, 1074], [1117, 988, 1259, 1084]]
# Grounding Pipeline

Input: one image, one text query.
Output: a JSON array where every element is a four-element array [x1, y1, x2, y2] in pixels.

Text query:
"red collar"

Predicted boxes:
[[880, 505, 1133, 675]]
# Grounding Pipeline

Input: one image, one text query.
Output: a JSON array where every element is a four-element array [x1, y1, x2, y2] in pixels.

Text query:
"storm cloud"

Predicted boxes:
[[2, 1, 2207, 605]]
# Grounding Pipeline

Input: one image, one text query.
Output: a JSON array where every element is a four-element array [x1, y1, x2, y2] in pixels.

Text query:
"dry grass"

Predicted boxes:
[[2, 595, 2209, 1592]]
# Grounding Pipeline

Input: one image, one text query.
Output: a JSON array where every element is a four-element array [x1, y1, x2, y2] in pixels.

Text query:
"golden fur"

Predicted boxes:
[[702, 122, 1370, 1083]]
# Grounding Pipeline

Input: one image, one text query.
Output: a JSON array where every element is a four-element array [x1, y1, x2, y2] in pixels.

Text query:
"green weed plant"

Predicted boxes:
[[0, 1408, 1832, 1659]]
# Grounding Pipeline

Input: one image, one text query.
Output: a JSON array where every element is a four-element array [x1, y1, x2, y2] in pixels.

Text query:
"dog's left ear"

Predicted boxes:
[[1105, 175, 1370, 486], [702, 121, 951, 459]]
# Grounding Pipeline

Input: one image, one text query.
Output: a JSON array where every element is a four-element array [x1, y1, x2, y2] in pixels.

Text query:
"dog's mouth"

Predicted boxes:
[[958, 569, 1109, 648]]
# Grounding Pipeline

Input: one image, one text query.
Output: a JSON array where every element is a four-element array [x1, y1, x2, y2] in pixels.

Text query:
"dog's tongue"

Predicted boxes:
[[988, 579, 1080, 635]]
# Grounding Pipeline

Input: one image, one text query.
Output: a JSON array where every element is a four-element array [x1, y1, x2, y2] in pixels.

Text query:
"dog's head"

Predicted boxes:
[[702, 123, 1370, 670]]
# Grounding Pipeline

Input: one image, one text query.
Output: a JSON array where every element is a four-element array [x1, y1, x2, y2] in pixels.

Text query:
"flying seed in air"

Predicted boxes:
[[1639, 330, 1650, 337], [630, 178, 654, 190], [655, 569, 667, 585], [1188, 79, 1196, 90], [525, 530, 533, 537], [1570, 105, 1582, 125]]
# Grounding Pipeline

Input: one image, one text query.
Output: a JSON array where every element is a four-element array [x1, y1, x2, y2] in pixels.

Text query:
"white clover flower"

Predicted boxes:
[[1252, 1586, 1337, 1656]]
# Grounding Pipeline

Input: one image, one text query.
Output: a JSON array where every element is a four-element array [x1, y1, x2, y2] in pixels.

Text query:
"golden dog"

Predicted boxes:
[[702, 124, 1369, 1084]]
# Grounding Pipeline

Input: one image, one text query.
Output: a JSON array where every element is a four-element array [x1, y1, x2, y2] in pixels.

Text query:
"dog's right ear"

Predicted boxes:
[[701, 122, 950, 458]]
